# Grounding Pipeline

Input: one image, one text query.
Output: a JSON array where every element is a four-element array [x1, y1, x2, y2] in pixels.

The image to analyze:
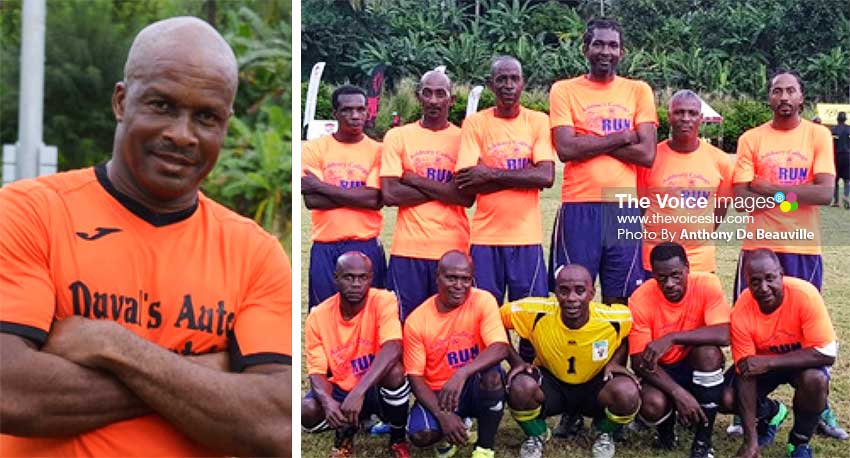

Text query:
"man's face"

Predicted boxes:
[[768, 74, 803, 119], [488, 60, 524, 109], [554, 270, 593, 322], [334, 261, 373, 305], [583, 28, 623, 78], [417, 76, 453, 124], [746, 257, 784, 310], [436, 264, 473, 308], [112, 57, 234, 203], [652, 257, 689, 303], [334, 93, 367, 136], [668, 97, 702, 143]]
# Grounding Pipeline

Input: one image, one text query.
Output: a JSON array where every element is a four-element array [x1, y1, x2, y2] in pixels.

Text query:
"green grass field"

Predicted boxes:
[[299, 174, 850, 458]]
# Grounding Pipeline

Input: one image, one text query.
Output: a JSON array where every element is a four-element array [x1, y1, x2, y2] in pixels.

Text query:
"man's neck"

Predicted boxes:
[[771, 115, 801, 131], [333, 131, 364, 144], [587, 72, 616, 84], [668, 136, 700, 153], [340, 299, 367, 321], [420, 118, 449, 131], [494, 104, 520, 119]]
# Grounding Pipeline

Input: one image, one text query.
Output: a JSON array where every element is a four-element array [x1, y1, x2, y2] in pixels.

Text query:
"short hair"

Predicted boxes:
[[768, 69, 805, 96], [650, 242, 689, 267], [668, 89, 701, 110], [331, 85, 367, 110], [490, 55, 522, 76], [582, 17, 624, 47], [838, 112, 847, 123]]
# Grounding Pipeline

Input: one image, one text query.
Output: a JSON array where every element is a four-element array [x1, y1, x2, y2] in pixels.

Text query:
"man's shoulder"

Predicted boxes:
[[628, 279, 658, 307], [616, 75, 653, 91], [1, 167, 96, 200], [404, 296, 435, 329], [198, 194, 279, 245], [740, 121, 772, 141], [690, 271, 723, 292], [521, 106, 550, 123], [551, 76, 586, 92]]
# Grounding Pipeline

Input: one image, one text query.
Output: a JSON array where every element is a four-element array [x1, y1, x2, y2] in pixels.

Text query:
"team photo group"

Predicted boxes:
[[301, 14, 850, 458]]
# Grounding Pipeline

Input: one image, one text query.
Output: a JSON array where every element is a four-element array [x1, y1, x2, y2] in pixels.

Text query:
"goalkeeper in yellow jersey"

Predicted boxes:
[[501, 264, 641, 458]]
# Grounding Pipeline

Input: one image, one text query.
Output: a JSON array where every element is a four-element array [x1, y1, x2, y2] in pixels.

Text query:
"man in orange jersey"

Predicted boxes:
[[0, 17, 291, 457], [303, 252, 411, 458], [303, 85, 385, 310], [381, 71, 473, 320], [548, 17, 657, 308], [629, 242, 731, 458], [637, 90, 733, 275], [723, 250, 836, 458], [404, 251, 510, 458]]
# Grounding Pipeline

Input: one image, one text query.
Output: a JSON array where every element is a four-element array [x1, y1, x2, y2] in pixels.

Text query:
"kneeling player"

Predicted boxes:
[[404, 251, 510, 458], [725, 250, 837, 458], [504, 265, 640, 458], [302, 252, 411, 458], [629, 242, 731, 458]]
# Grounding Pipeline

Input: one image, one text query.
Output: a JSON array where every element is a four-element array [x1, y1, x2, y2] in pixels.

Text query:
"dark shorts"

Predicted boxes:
[[407, 366, 505, 435], [386, 256, 439, 321], [835, 151, 849, 180], [470, 244, 548, 305], [527, 367, 607, 419], [549, 202, 645, 299], [308, 238, 387, 309], [734, 250, 822, 301], [725, 365, 831, 400], [305, 383, 383, 423], [656, 358, 730, 392]]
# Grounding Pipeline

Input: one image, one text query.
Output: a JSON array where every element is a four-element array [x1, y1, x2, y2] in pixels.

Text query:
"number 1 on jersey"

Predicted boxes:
[[567, 356, 576, 374]]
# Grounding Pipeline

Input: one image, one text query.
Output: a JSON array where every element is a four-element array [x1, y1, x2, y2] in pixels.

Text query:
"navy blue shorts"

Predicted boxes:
[[725, 366, 830, 400], [658, 358, 731, 392], [470, 244, 548, 305], [733, 251, 822, 301], [308, 238, 387, 309], [407, 366, 505, 435], [386, 256, 439, 321], [305, 383, 383, 422], [549, 203, 645, 299]]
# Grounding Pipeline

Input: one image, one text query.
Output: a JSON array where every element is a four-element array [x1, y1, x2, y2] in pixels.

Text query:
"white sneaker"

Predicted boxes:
[[520, 435, 546, 458], [592, 433, 615, 458]]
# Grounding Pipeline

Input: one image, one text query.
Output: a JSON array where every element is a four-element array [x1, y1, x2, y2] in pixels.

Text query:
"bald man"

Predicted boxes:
[[502, 265, 639, 458], [380, 71, 473, 321], [0, 17, 292, 457], [303, 252, 411, 458]]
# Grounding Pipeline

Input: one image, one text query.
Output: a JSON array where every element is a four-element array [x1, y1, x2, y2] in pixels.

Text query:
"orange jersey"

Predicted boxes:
[[731, 277, 836, 364], [637, 140, 734, 272], [549, 76, 657, 202], [403, 288, 509, 390], [302, 135, 383, 242], [629, 272, 730, 365], [456, 107, 554, 245], [733, 120, 835, 255], [305, 288, 402, 392], [380, 122, 470, 259], [0, 166, 292, 457]]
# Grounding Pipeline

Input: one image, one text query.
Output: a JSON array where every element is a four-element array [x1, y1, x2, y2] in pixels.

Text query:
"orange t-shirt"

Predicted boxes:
[[731, 277, 836, 365], [629, 272, 730, 365], [403, 288, 509, 390], [456, 107, 554, 245], [380, 122, 470, 259], [637, 140, 733, 272], [305, 288, 402, 392], [733, 120, 835, 255], [0, 166, 292, 457], [549, 75, 658, 202], [302, 135, 383, 242]]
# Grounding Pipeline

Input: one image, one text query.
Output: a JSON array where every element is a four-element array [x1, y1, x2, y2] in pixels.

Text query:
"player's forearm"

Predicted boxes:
[[733, 183, 770, 211], [409, 375, 441, 415], [669, 324, 730, 347], [487, 163, 554, 189], [457, 343, 508, 380], [611, 338, 630, 366], [309, 374, 337, 409], [761, 348, 834, 372], [380, 180, 431, 207], [0, 334, 150, 436], [762, 179, 835, 205], [631, 354, 684, 397], [736, 374, 759, 446], [554, 131, 630, 162], [404, 175, 474, 207], [303, 193, 342, 209], [316, 183, 382, 210], [350, 340, 403, 398], [609, 141, 655, 168], [506, 340, 526, 368], [98, 330, 291, 457]]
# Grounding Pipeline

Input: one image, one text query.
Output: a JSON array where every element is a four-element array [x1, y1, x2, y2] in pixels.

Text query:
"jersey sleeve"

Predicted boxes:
[[403, 318, 426, 376], [0, 184, 56, 345], [812, 124, 837, 175], [634, 81, 658, 126], [730, 301, 757, 365], [733, 132, 756, 183], [548, 81, 574, 128], [377, 292, 403, 344], [799, 287, 837, 349], [532, 112, 555, 164], [366, 144, 382, 188], [229, 234, 292, 372], [456, 117, 482, 170], [301, 140, 323, 178], [702, 274, 731, 325], [304, 310, 328, 376], [627, 292, 652, 356], [479, 294, 509, 346], [380, 128, 404, 178], [499, 302, 515, 330]]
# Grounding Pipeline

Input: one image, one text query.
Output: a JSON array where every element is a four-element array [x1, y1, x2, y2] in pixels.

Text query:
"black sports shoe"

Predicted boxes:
[[690, 439, 714, 458], [654, 413, 677, 450], [553, 414, 584, 438]]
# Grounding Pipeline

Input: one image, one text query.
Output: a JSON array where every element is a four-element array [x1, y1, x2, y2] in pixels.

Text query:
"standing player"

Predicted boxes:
[[629, 242, 730, 458], [404, 251, 509, 458], [728, 250, 837, 458], [454, 56, 554, 308], [503, 265, 640, 458], [302, 86, 385, 309], [0, 18, 291, 456], [303, 252, 410, 458], [832, 111, 850, 209], [638, 90, 733, 274], [381, 71, 472, 320], [549, 17, 657, 306]]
